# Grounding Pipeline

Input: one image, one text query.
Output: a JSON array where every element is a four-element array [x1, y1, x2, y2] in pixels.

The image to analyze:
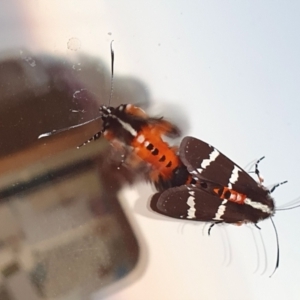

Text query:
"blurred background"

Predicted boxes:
[[0, 1, 300, 300]]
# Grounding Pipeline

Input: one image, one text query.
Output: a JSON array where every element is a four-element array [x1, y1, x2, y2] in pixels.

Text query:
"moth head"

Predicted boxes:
[[99, 104, 143, 143]]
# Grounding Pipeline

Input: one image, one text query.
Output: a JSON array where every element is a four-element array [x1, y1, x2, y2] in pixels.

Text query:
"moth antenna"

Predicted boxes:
[[244, 158, 260, 173], [182, 222, 188, 234], [108, 40, 114, 107], [224, 229, 232, 267], [177, 222, 188, 235], [202, 223, 208, 236], [276, 203, 300, 211], [250, 227, 261, 274], [38, 116, 102, 139], [38, 43, 115, 140], [276, 195, 300, 211], [38, 42, 123, 149], [251, 225, 268, 275], [269, 217, 280, 277], [219, 227, 231, 267]]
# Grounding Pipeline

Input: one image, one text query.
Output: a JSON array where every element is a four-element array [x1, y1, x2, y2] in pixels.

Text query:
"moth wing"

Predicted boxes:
[[179, 136, 259, 193], [150, 185, 252, 223], [147, 118, 181, 138]]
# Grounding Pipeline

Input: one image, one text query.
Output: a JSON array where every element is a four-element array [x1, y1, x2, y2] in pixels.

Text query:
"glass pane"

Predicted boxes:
[[0, 17, 144, 297]]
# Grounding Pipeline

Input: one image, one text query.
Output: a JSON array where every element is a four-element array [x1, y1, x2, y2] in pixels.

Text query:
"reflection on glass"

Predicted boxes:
[[0, 51, 147, 299]]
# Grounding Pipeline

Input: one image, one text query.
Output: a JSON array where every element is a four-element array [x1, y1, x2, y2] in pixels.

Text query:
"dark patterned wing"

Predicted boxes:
[[150, 185, 272, 224], [179, 136, 260, 194]]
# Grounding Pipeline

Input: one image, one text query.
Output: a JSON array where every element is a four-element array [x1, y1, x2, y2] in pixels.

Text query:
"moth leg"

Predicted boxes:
[[254, 223, 261, 230], [77, 131, 102, 149], [269, 180, 288, 193], [254, 156, 265, 184], [116, 153, 127, 170], [254, 156, 288, 193], [122, 150, 145, 169], [208, 221, 222, 236], [113, 148, 149, 175]]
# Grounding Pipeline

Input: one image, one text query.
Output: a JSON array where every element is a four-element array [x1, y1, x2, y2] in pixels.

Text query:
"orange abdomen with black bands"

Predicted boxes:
[[131, 126, 181, 181]]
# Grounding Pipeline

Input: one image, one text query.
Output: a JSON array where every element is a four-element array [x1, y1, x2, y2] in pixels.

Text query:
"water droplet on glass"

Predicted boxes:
[[73, 89, 88, 101], [67, 37, 81, 51], [24, 56, 36, 67], [72, 62, 82, 71]]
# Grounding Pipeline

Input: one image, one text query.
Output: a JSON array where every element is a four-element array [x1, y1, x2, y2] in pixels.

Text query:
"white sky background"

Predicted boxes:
[[2, 1, 300, 299]]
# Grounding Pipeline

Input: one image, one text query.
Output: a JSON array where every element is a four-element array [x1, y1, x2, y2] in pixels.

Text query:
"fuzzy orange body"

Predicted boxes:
[[131, 126, 182, 181], [82, 104, 193, 190]]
